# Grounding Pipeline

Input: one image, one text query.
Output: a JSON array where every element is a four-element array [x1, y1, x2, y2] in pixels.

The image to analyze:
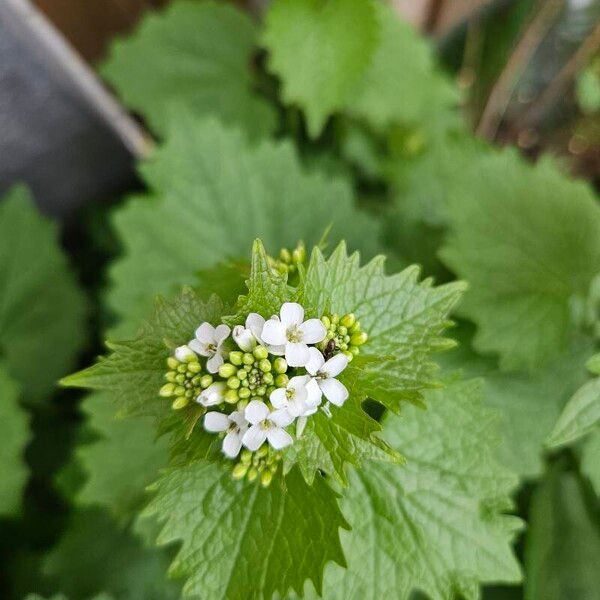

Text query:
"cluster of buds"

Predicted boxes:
[[318, 313, 368, 361], [268, 241, 306, 276], [159, 302, 368, 486]]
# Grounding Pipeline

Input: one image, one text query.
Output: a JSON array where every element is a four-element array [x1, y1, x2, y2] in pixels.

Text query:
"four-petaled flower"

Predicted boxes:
[[261, 302, 326, 367], [197, 382, 226, 406], [305, 348, 349, 407], [232, 313, 264, 352], [189, 322, 230, 373], [270, 375, 320, 417], [242, 400, 294, 451], [204, 410, 248, 458]]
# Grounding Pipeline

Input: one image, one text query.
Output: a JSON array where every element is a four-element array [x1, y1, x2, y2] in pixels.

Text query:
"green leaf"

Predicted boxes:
[[442, 326, 593, 478], [310, 378, 522, 599], [196, 260, 249, 305], [62, 289, 226, 420], [581, 431, 600, 496], [75, 392, 169, 519], [43, 508, 180, 600], [440, 149, 600, 372], [345, 1, 459, 132], [0, 363, 29, 515], [108, 117, 381, 336], [524, 464, 600, 600], [263, 0, 378, 137], [0, 186, 87, 401], [302, 243, 466, 411], [576, 65, 600, 115], [101, 0, 275, 138], [547, 377, 600, 447], [143, 461, 348, 599]]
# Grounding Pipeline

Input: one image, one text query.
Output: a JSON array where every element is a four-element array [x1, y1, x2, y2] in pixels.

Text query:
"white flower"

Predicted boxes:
[[196, 382, 226, 407], [189, 322, 230, 373], [204, 410, 248, 458], [242, 400, 294, 451], [270, 375, 321, 417], [174, 345, 196, 362], [305, 348, 349, 407], [232, 313, 264, 352], [260, 302, 326, 367]]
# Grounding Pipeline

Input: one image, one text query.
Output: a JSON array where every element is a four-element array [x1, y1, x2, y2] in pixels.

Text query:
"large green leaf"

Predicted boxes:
[[308, 378, 522, 599], [144, 462, 348, 599], [43, 508, 180, 600], [547, 377, 600, 447], [440, 150, 600, 372], [108, 117, 380, 336], [0, 363, 29, 515], [0, 186, 87, 401], [101, 0, 275, 138], [62, 290, 226, 420], [302, 243, 466, 411], [524, 464, 600, 600], [581, 431, 600, 496], [345, 1, 459, 132], [75, 393, 169, 519], [263, 0, 378, 137]]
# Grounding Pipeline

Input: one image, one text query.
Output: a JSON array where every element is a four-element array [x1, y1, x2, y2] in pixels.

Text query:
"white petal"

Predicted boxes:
[[198, 382, 226, 406], [289, 375, 310, 390], [242, 425, 267, 451], [222, 432, 242, 458], [269, 387, 288, 410], [207, 353, 224, 373], [285, 342, 310, 367], [296, 416, 308, 438], [301, 404, 318, 416], [280, 302, 304, 327], [305, 347, 325, 376], [204, 411, 229, 432], [266, 344, 286, 356], [244, 400, 270, 425], [189, 339, 208, 357], [323, 353, 349, 377], [319, 378, 348, 407], [174, 345, 195, 362], [299, 319, 327, 344], [267, 427, 293, 450], [214, 324, 231, 345], [229, 410, 247, 429], [287, 398, 307, 417], [195, 322, 215, 344], [246, 313, 265, 338], [270, 408, 295, 427], [233, 326, 256, 352], [261, 319, 287, 346], [305, 378, 323, 407]]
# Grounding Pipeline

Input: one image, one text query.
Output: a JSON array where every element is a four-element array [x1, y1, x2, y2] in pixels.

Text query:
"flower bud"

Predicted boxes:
[[232, 463, 249, 480], [238, 387, 251, 399], [279, 248, 292, 264], [187, 361, 202, 374], [200, 374, 213, 388], [260, 470, 273, 487], [340, 313, 356, 328], [253, 345, 269, 360], [229, 351, 243, 365], [227, 376, 241, 389], [247, 467, 258, 482], [243, 353, 255, 365], [351, 331, 368, 346], [159, 383, 175, 397], [273, 358, 287, 373], [258, 359, 272, 372], [172, 396, 189, 410], [167, 357, 179, 370], [174, 385, 185, 396], [321, 315, 331, 329], [165, 371, 177, 383], [262, 372, 274, 385], [224, 389, 239, 404], [218, 363, 237, 378], [275, 374, 289, 387], [233, 325, 256, 352]]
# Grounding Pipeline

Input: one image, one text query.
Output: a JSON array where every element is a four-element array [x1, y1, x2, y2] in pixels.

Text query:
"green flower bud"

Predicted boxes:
[[350, 321, 360, 333], [229, 351, 243, 365], [292, 246, 305, 264], [172, 396, 189, 410], [185, 389, 194, 398], [256, 385, 267, 396], [273, 358, 287, 373], [219, 363, 237, 378], [351, 331, 368, 346], [331, 314, 339, 324], [167, 357, 179, 370], [175, 373, 186, 384], [200, 374, 213, 388], [338, 325, 348, 336], [241, 379, 250, 388], [260, 470, 273, 487], [243, 352, 255, 365], [227, 376, 241, 390], [241, 450, 252, 464], [262, 372, 274, 385], [350, 346, 360, 355], [247, 467, 258, 482], [188, 361, 202, 374], [238, 387, 251, 399], [279, 248, 292, 263], [224, 389, 239, 404], [340, 343, 348, 351], [165, 371, 177, 383], [257, 445, 268, 458], [174, 385, 186, 396], [237, 369, 248, 380], [177, 364, 187, 373], [340, 313, 356, 328], [159, 383, 176, 397], [191, 374, 203, 386], [343, 350, 354, 361], [275, 374, 289, 387], [326, 330, 335, 340], [232, 463, 249, 480], [237, 399, 248, 411], [258, 359, 271, 372], [253, 345, 269, 360], [321, 315, 331, 329]]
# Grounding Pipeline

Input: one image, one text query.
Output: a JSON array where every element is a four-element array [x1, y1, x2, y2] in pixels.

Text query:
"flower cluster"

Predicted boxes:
[[160, 302, 368, 485]]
